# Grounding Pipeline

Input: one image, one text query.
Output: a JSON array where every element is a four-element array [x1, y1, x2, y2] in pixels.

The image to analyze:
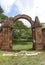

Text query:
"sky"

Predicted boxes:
[[0, 0, 45, 27]]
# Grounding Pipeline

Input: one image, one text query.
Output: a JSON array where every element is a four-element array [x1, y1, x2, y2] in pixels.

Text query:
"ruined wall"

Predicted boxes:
[[42, 28, 45, 48], [34, 27, 43, 50], [1, 27, 12, 51], [34, 16, 43, 50], [0, 26, 12, 51], [0, 30, 2, 49], [0, 15, 45, 51]]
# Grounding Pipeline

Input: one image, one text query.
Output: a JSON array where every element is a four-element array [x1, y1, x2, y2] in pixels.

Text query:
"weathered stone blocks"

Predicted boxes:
[[0, 14, 45, 51]]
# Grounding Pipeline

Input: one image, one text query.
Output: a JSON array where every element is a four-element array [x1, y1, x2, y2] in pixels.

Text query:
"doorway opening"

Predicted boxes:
[[12, 19, 33, 51]]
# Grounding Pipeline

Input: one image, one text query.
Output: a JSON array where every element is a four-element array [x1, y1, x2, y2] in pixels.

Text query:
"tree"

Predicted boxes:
[[0, 6, 4, 14], [12, 20, 32, 42], [0, 6, 6, 20], [0, 14, 7, 20]]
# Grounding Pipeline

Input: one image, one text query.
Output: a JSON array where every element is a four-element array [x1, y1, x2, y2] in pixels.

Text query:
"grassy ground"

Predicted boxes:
[[0, 42, 45, 65], [13, 42, 33, 51], [0, 42, 33, 55], [0, 52, 45, 65]]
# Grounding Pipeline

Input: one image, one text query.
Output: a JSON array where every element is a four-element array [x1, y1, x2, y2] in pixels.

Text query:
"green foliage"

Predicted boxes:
[[0, 51, 45, 65], [0, 14, 6, 20], [9, 17, 13, 20], [0, 6, 4, 14], [12, 20, 32, 43], [0, 6, 6, 20], [13, 20, 28, 29]]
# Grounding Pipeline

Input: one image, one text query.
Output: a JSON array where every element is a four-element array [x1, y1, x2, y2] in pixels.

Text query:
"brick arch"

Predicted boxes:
[[12, 15, 43, 50], [0, 14, 43, 51], [13, 14, 35, 49], [13, 14, 34, 27]]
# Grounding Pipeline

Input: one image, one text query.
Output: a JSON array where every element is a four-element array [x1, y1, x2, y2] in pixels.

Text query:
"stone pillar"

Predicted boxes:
[[34, 16, 43, 50], [0, 31, 2, 48], [1, 27, 12, 51], [32, 28, 36, 50], [35, 27, 43, 50], [7, 28, 12, 50], [42, 28, 45, 48]]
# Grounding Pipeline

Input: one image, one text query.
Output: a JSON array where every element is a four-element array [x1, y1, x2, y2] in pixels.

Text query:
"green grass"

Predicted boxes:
[[0, 42, 45, 65], [0, 52, 45, 65], [13, 42, 33, 51], [0, 42, 33, 55]]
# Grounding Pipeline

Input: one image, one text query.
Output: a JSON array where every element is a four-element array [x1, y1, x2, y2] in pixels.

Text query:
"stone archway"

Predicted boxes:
[[13, 14, 35, 50], [13, 14, 34, 27], [12, 15, 43, 50], [0, 14, 43, 51]]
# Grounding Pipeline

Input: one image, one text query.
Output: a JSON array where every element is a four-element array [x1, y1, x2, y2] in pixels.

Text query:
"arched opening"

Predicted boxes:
[[0, 15, 43, 51], [12, 14, 34, 51], [13, 14, 33, 26]]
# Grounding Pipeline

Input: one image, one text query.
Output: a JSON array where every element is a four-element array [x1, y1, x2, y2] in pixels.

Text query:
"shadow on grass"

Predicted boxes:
[[0, 48, 45, 53], [11, 48, 34, 52], [12, 42, 33, 46], [0, 49, 34, 53], [12, 41, 33, 45], [0, 42, 34, 53], [42, 47, 45, 52]]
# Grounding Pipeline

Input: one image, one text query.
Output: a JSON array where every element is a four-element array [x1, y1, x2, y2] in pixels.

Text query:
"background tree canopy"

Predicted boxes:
[[12, 20, 32, 42], [0, 6, 6, 20], [0, 6, 4, 14], [0, 6, 32, 42]]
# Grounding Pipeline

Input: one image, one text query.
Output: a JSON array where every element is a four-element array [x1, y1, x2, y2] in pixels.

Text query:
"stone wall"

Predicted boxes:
[[0, 26, 12, 51], [1, 27, 12, 51], [42, 28, 45, 48], [34, 27, 43, 50], [0, 15, 45, 51], [0, 30, 2, 49]]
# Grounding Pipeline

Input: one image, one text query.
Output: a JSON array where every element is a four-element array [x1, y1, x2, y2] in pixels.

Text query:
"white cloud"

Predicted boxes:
[[0, 0, 45, 24], [15, 0, 35, 19], [34, 0, 45, 23], [14, 0, 36, 27], [0, 0, 15, 13], [15, 0, 45, 23], [19, 19, 31, 27]]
